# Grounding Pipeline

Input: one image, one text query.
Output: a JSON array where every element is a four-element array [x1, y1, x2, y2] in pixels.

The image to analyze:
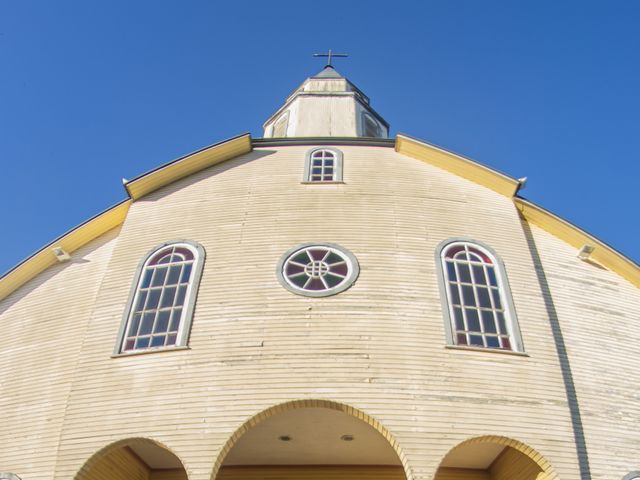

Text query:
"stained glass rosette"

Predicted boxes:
[[278, 243, 359, 297]]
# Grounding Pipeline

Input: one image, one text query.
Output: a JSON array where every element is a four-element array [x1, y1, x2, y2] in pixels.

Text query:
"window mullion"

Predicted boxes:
[[453, 260, 469, 345], [484, 263, 501, 345], [151, 255, 173, 340], [469, 260, 487, 347]]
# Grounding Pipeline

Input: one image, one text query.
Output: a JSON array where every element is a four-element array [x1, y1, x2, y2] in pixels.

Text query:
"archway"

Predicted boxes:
[[434, 435, 557, 480], [75, 437, 188, 480], [211, 399, 412, 480]]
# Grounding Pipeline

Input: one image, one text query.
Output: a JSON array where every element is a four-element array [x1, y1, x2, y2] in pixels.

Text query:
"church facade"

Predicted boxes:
[[0, 66, 638, 480]]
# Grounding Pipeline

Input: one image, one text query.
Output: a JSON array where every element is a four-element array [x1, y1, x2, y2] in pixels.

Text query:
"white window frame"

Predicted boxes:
[[303, 148, 344, 183], [114, 240, 205, 355], [435, 238, 524, 352]]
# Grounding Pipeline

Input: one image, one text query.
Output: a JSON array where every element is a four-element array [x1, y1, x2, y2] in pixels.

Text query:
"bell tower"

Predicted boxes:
[[263, 56, 389, 138]]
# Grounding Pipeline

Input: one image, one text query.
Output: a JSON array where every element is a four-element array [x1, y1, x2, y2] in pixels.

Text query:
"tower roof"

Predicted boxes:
[[312, 65, 344, 79]]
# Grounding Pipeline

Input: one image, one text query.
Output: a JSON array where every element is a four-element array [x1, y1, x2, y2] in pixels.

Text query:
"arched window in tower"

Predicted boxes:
[[272, 111, 289, 137], [362, 112, 382, 137], [304, 148, 344, 182], [116, 241, 205, 354], [437, 240, 523, 352]]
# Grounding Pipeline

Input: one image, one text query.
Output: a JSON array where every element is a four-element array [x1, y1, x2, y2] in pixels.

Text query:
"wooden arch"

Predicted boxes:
[[209, 399, 414, 480], [73, 436, 187, 480], [436, 435, 558, 480]]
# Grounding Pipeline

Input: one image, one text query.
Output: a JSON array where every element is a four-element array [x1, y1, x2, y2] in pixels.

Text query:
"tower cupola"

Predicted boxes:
[[263, 65, 389, 138]]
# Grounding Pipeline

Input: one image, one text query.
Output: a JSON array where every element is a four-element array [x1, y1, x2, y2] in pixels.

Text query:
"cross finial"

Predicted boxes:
[[313, 49, 348, 67]]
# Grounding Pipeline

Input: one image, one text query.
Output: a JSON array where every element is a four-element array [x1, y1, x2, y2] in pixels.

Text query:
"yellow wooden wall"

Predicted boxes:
[[434, 467, 490, 480], [151, 470, 189, 480], [77, 447, 149, 480], [76, 446, 189, 480], [1, 144, 637, 480], [218, 466, 404, 480], [434, 448, 544, 480], [50, 146, 582, 480], [489, 448, 543, 480], [0, 228, 120, 479], [526, 223, 640, 479]]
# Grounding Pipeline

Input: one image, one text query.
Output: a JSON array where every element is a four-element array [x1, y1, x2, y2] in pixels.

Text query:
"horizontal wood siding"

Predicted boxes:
[[525, 223, 640, 480], [489, 447, 543, 480], [52, 146, 582, 480], [0, 228, 120, 479], [77, 447, 149, 480], [6, 144, 632, 480], [44, 146, 583, 479]]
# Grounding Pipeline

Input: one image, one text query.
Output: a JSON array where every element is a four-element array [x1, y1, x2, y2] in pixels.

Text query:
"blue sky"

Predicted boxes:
[[1, 1, 639, 274]]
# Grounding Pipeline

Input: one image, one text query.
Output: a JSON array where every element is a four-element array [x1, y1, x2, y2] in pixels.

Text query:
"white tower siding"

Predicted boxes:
[[263, 68, 388, 138]]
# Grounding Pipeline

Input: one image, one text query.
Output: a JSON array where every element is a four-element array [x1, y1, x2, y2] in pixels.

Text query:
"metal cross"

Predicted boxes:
[[313, 49, 348, 67]]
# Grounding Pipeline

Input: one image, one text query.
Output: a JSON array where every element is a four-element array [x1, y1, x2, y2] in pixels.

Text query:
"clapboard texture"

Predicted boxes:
[[1, 144, 636, 480], [0, 228, 120, 479], [76, 447, 149, 480], [526, 223, 640, 480], [489, 447, 543, 479]]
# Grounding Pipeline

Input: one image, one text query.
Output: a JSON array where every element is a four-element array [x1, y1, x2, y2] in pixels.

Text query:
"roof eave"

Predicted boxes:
[[514, 197, 640, 287], [2, 131, 637, 304], [0, 133, 253, 302], [124, 133, 252, 200], [395, 133, 639, 287], [0, 199, 131, 301], [395, 133, 521, 197], [253, 137, 396, 147]]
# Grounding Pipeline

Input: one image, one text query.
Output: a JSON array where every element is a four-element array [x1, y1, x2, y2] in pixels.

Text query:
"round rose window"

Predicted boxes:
[[277, 243, 359, 297]]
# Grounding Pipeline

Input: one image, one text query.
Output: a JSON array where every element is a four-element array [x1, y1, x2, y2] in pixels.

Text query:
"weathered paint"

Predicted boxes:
[[0, 144, 637, 480]]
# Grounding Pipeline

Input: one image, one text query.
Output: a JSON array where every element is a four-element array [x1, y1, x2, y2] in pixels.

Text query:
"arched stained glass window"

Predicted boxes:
[[116, 241, 205, 354], [304, 148, 343, 182], [437, 240, 523, 352]]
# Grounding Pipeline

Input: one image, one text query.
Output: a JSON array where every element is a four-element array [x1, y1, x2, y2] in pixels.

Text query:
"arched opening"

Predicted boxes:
[[435, 435, 557, 480], [75, 437, 188, 480], [212, 399, 411, 480]]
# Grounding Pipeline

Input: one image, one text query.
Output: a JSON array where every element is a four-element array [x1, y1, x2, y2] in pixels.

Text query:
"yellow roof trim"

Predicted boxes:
[[395, 133, 638, 287], [515, 197, 640, 288], [0, 133, 252, 303], [3, 132, 635, 304], [125, 133, 253, 200], [395, 134, 521, 197], [0, 200, 131, 302]]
